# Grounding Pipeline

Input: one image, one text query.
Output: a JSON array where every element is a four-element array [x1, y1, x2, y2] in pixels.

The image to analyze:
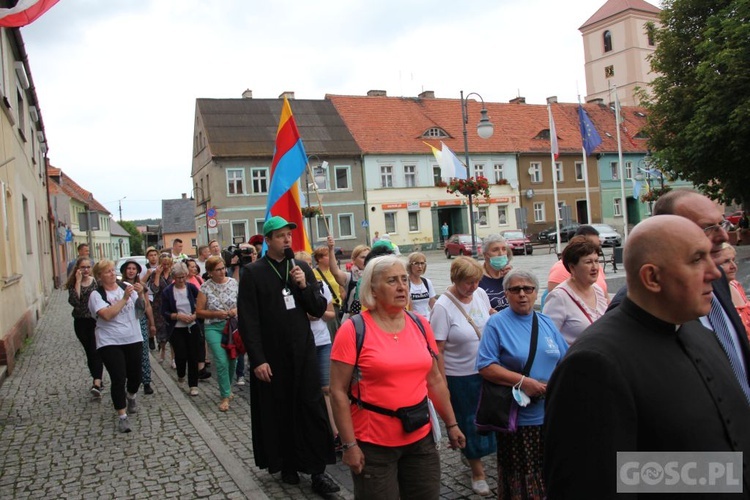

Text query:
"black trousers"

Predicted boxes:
[[170, 326, 201, 387], [98, 342, 142, 411], [73, 318, 103, 381]]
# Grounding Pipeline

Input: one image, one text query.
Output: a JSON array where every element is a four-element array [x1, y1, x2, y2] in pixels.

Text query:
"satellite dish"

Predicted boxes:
[[526, 189, 534, 199], [509, 179, 519, 189], [528, 166, 535, 176]]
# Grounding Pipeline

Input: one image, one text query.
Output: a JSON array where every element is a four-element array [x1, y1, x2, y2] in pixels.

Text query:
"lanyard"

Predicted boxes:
[[267, 258, 290, 287]]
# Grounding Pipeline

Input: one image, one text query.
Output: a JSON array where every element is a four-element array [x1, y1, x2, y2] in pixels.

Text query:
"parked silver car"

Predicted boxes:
[[591, 224, 622, 247]]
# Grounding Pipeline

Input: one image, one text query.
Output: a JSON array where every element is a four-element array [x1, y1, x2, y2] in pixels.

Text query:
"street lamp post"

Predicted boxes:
[[306, 155, 330, 242], [460, 90, 494, 257], [191, 186, 210, 246]]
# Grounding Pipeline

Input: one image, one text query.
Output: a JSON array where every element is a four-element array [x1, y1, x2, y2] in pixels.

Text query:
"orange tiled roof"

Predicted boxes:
[[46, 165, 110, 214], [327, 94, 648, 157], [579, 0, 660, 30]]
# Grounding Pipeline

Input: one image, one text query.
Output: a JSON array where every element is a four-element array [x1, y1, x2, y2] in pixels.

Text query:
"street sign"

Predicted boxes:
[[361, 220, 369, 228], [208, 227, 219, 234], [206, 207, 217, 218], [207, 218, 218, 228], [218, 219, 229, 224]]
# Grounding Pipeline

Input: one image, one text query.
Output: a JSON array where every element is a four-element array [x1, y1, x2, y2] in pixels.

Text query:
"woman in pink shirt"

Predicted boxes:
[[330, 255, 466, 499]]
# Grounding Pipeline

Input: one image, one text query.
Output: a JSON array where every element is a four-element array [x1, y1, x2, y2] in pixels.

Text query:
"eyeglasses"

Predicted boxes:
[[213, 267, 226, 272], [703, 220, 733, 235], [173, 275, 187, 280], [79, 266, 91, 269], [507, 286, 536, 295], [411, 262, 426, 266]]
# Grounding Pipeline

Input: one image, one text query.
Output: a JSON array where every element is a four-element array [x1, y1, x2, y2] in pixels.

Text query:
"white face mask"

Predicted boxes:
[[512, 376, 531, 407]]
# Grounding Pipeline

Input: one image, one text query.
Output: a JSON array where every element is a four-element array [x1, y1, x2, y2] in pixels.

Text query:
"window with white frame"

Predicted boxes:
[[404, 165, 416, 187], [557, 201, 566, 221], [384, 212, 396, 234], [433, 166, 442, 186], [625, 161, 633, 179], [313, 164, 329, 191], [555, 162, 564, 182], [498, 205, 508, 226], [251, 168, 268, 193], [338, 213, 354, 238], [474, 163, 485, 179], [610, 162, 619, 180], [231, 221, 248, 243], [334, 165, 350, 190], [316, 215, 333, 241], [530, 162, 542, 183], [380, 166, 393, 188], [493, 163, 505, 183], [575, 162, 584, 181], [477, 207, 489, 227], [614, 197, 622, 216], [408, 212, 419, 232], [533, 202, 545, 222], [227, 168, 245, 195], [254, 219, 265, 235]]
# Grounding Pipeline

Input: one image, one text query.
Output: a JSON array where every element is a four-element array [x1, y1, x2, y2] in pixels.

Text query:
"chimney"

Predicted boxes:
[[587, 98, 605, 106], [242, 89, 253, 99], [546, 96, 558, 104], [418, 90, 435, 99], [279, 91, 294, 100], [181, 193, 187, 199], [367, 90, 387, 97], [509, 97, 526, 104]]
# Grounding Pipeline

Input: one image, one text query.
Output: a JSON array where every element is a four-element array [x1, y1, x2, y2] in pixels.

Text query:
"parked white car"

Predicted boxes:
[[591, 224, 622, 247]]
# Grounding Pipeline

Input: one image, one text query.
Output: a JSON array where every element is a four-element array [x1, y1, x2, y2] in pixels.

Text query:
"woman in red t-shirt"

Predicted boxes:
[[330, 255, 466, 499]]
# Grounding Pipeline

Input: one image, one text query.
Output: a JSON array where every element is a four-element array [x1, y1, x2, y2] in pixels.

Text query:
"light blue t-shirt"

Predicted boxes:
[[476, 307, 568, 426]]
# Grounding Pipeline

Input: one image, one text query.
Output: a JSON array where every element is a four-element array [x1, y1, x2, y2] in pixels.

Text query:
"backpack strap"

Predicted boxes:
[[98, 281, 128, 306]]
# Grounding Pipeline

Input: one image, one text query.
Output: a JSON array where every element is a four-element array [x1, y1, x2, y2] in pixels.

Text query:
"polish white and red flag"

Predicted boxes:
[[0, 0, 59, 28]]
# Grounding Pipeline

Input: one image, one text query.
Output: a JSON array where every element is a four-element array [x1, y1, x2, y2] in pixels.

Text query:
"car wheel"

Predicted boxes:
[[445, 250, 452, 259]]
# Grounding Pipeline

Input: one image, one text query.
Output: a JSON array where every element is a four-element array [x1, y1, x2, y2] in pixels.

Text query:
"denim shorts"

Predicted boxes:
[[316, 343, 332, 387]]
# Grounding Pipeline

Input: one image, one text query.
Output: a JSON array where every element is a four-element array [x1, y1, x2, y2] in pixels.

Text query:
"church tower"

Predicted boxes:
[[579, 0, 661, 106]]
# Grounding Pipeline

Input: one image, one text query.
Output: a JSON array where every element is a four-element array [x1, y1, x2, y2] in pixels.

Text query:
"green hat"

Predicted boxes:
[[263, 216, 297, 236], [371, 239, 395, 252]]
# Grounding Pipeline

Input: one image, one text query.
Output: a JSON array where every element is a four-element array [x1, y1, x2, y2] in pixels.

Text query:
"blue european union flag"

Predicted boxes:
[[579, 106, 603, 156]]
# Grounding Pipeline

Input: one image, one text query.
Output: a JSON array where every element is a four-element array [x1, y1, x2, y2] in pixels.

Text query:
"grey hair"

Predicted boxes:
[[171, 262, 189, 277], [359, 255, 406, 311], [503, 268, 539, 292], [482, 233, 507, 249]]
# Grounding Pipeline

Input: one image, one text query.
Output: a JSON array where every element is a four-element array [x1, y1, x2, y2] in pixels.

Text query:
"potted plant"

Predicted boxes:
[[301, 206, 322, 218], [640, 185, 672, 204], [447, 176, 491, 200], [495, 178, 509, 186]]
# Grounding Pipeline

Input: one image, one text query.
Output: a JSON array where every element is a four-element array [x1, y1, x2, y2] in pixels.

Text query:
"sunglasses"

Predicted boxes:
[[507, 286, 536, 295]]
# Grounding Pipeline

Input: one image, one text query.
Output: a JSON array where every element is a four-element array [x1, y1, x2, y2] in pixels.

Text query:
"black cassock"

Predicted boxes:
[[237, 255, 335, 474]]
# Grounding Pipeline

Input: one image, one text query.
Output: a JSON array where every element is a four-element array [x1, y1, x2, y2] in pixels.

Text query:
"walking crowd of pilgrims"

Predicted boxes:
[[64, 189, 750, 499]]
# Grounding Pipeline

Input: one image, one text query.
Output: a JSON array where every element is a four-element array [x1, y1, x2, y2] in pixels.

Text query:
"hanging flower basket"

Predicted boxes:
[[447, 176, 491, 199], [641, 185, 672, 203], [301, 206, 322, 218], [495, 178, 509, 186]]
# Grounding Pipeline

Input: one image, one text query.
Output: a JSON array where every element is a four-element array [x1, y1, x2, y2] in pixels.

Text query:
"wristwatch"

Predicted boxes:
[[341, 441, 358, 451]]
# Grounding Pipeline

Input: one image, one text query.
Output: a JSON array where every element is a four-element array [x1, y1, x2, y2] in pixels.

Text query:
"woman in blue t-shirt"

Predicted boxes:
[[476, 268, 568, 499]]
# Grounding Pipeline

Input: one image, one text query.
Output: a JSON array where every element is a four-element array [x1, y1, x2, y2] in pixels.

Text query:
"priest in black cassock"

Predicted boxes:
[[238, 216, 339, 495]]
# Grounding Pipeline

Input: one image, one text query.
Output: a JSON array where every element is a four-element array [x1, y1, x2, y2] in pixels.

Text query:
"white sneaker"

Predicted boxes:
[[236, 376, 245, 386], [472, 479, 491, 496], [190, 387, 199, 396]]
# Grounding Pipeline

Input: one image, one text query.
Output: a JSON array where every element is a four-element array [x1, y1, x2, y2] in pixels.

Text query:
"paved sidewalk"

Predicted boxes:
[[0, 290, 495, 499]]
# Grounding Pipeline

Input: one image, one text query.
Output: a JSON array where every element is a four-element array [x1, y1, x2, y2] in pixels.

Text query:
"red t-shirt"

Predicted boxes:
[[331, 310, 438, 447]]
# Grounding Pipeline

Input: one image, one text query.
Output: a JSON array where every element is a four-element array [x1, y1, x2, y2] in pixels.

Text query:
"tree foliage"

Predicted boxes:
[[120, 220, 144, 255], [642, 0, 750, 206]]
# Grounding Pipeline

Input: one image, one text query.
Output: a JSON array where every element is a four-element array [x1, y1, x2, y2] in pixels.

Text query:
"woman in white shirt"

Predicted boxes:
[[429, 256, 496, 496], [88, 259, 143, 433], [407, 252, 436, 317], [543, 236, 608, 345]]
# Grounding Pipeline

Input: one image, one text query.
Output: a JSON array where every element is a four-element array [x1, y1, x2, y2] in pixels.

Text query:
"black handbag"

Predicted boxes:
[[475, 312, 539, 434]]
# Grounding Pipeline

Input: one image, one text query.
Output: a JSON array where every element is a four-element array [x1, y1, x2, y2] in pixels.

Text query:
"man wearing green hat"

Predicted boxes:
[[237, 216, 340, 495]]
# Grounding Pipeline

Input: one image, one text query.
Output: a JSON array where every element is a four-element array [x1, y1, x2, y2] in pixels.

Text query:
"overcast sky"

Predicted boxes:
[[22, 0, 633, 220]]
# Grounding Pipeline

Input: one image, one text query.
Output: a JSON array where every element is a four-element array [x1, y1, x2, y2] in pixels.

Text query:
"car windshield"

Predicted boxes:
[[503, 232, 524, 239], [592, 224, 615, 233], [458, 236, 480, 244]]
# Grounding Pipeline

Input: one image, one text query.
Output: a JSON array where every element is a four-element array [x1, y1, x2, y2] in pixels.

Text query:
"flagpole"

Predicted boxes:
[[578, 97, 592, 224], [613, 86, 629, 239], [548, 103, 562, 256]]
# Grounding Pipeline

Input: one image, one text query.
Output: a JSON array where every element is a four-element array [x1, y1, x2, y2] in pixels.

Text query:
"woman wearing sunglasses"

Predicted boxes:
[[477, 268, 568, 499]]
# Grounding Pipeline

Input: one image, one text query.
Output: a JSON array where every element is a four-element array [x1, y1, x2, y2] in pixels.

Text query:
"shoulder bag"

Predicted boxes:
[[474, 312, 539, 434]]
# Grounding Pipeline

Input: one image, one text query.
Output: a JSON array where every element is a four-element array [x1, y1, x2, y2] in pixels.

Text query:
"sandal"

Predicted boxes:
[[219, 398, 230, 412]]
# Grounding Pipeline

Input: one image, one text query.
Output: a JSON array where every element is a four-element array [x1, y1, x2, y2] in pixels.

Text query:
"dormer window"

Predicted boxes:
[[422, 127, 448, 138], [535, 129, 552, 140]]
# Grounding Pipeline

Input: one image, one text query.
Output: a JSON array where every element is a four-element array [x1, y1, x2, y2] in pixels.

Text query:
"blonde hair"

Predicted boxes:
[[407, 252, 427, 275], [92, 259, 115, 281], [450, 256, 483, 284], [351, 245, 371, 262], [294, 251, 312, 266]]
